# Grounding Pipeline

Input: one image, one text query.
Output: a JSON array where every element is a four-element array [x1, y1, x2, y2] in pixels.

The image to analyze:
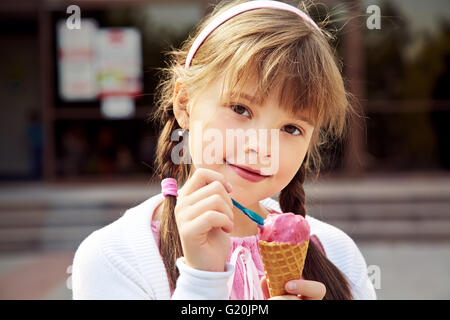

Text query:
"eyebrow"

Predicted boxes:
[[238, 92, 257, 103], [227, 91, 259, 104], [228, 91, 314, 126], [290, 112, 314, 127]]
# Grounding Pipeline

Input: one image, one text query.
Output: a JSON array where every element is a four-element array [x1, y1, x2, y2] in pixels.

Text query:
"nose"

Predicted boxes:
[[245, 145, 271, 159], [244, 129, 272, 160]]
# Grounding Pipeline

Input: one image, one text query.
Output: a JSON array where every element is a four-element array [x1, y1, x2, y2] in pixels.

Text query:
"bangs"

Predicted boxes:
[[218, 38, 330, 128]]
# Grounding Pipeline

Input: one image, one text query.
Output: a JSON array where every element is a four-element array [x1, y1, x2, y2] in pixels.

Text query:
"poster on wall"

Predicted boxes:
[[57, 22, 142, 119], [96, 28, 142, 119], [57, 19, 98, 101]]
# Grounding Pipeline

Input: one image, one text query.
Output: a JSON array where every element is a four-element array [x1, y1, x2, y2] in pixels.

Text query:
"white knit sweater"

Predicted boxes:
[[72, 192, 376, 300]]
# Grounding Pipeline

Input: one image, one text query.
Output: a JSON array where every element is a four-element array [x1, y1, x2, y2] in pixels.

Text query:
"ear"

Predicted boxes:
[[172, 78, 190, 130]]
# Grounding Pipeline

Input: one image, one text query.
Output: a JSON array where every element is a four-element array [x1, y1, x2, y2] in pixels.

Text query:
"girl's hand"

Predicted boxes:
[[175, 168, 234, 273], [260, 276, 326, 300]]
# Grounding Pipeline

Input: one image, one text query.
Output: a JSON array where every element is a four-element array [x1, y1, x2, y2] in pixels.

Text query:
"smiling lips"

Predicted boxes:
[[225, 160, 271, 182]]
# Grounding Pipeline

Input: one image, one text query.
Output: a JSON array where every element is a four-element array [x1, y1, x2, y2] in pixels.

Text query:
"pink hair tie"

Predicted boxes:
[[185, 0, 322, 69], [161, 178, 178, 197]]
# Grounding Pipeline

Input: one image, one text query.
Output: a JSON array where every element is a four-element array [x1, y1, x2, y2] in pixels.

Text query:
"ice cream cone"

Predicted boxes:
[[258, 239, 309, 298]]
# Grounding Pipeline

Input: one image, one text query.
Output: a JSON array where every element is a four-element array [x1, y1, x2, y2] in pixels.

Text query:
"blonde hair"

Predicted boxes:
[[150, 0, 354, 299]]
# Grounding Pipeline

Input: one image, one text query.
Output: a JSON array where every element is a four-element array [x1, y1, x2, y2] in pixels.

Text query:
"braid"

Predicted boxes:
[[279, 163, 307, 217], [278, 163, 353, 300], [154, 110, 190, 291]]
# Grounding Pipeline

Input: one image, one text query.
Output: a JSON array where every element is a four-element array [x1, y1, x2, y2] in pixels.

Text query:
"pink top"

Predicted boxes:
[[151, 208, 325, 300]]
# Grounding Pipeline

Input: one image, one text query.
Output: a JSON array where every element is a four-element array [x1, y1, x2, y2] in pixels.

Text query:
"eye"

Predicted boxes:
[[282, 124, 303, 136], [230, 104, 251, 118]]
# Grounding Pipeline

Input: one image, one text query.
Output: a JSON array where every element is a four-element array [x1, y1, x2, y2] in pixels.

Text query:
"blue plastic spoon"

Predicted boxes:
[[231, 198, 264, 226]]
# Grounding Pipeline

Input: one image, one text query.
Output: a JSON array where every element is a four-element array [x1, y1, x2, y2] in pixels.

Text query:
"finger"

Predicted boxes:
[[260, 276, 270, 299], [187, 210, 234, 234], [180, 168, 232, 197], [268, 295, 301, 300], [285, 279, 326, 300], [184, 180, 233, 211], [178, 194, 234, 223]]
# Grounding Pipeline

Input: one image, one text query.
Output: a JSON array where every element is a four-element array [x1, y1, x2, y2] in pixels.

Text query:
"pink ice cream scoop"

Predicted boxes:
[[258, 213, 310, 245]]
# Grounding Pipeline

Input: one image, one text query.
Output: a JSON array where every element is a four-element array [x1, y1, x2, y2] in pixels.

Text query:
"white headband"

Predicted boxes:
[[185, 0, 322, 69]]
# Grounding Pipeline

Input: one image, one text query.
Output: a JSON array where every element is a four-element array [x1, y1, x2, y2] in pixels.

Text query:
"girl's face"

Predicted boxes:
[[180, 74, 315, 207]]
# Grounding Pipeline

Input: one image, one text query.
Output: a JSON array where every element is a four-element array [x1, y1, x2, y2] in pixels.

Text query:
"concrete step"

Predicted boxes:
[[307, 200, 450, 221], [2, 216, 449, 253], [0, 225, 99, 252], [1, 203, 449, 252], [2, 199, 449, 230], [0, 208, 122, 228], [0, 176, 449, 252], [329, 219, 450, 242]]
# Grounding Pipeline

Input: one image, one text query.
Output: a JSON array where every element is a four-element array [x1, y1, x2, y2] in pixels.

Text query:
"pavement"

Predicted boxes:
[[0, 173, 449, 299], [1, 243, 449, 299], [0, 251, 73, 300]]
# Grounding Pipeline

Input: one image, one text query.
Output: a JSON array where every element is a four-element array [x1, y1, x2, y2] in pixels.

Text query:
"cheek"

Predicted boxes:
[[188, 116, 231, 167], [187, 125, 201, 164], [275, 140, 307, 179], [213, 113, 241, 159]]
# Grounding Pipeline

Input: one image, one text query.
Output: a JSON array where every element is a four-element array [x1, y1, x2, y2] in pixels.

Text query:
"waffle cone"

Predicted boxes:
[[258, 239, 309, 298]]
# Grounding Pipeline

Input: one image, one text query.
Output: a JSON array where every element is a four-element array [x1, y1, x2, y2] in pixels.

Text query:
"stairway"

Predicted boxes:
[[0, 175, 449, 252]]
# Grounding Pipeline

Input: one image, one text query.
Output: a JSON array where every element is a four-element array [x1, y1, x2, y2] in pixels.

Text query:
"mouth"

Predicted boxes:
[[225, 159, 272, 182]]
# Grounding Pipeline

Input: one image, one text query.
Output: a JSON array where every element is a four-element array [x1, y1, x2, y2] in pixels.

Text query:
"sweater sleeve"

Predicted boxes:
[[171, 257, 235, 300], [72, 231, 151, 300]]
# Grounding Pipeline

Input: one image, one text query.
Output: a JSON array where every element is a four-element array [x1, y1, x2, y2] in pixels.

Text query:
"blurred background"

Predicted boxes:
[[0, 0, 449, 300]]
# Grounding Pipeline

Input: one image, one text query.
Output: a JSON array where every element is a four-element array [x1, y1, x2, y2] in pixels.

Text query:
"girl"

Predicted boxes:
[[72, 0, 376, 300]]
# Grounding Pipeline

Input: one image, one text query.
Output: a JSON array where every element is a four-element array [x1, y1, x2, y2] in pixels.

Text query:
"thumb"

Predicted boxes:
[[260, 276, 270, 299]]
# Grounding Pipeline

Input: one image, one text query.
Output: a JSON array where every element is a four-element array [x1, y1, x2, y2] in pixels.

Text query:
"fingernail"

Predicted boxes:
[[226, 182, 233, 192], [286, 281, 297, 291]]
